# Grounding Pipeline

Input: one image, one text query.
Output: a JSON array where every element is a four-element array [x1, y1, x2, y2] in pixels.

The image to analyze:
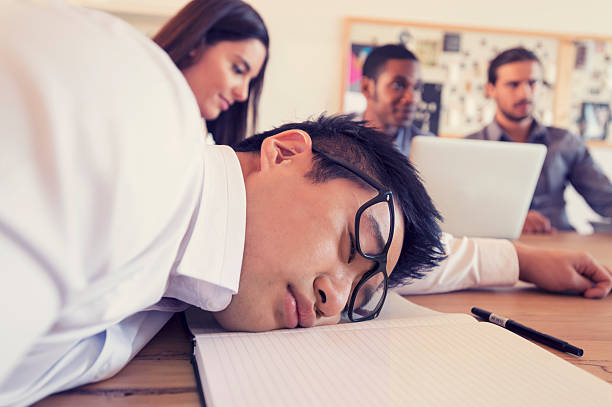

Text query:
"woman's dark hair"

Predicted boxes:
[[235, 114, 446, 287], [153, 0, 269, 146]]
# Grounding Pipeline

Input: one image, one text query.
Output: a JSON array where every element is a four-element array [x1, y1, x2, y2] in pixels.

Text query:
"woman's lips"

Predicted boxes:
[[219, 95, 230, 111]]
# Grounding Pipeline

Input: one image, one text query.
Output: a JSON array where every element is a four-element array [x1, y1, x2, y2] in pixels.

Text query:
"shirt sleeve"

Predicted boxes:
[[393, 233, 519, 295], [567, 136, 612, 218], [1, 311, 174, 407], [0, 39, 64, 384], [0, 234, 62, 385]]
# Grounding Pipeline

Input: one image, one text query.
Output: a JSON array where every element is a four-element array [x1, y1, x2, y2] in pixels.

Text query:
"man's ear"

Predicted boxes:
[[361, 77, 375, 100], [485, 82, 495, 99], [259, 129, 312, 171]]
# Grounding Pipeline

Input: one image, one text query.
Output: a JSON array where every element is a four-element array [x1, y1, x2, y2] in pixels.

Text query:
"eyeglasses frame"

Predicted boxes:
[[311, 147, 395, 322]]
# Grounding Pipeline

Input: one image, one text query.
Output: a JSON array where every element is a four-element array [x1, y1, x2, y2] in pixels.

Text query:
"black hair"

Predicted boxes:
[[153, 0, 269, 146], [234, 114, 446, 287], [362, 44, 419, 81], [488, 47, 541, 85]]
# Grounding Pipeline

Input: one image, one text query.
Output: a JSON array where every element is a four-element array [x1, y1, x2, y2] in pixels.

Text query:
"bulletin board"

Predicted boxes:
[[341, 18, 612, 143], [569, 40, 612, 141]]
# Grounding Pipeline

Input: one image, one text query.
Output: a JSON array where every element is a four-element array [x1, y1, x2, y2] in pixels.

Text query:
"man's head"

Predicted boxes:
[[213, 114, 445, 332], [487, 47, 543, 122], [361, 44, 422, 132]]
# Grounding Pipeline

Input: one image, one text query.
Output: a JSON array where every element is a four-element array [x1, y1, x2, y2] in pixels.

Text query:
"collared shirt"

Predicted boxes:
[[0, 2, 245, 405], [467, 120, 612, 230], [393, 124, 436, 157], [395, 233, 519, 295], [355, 113, 436, 157]]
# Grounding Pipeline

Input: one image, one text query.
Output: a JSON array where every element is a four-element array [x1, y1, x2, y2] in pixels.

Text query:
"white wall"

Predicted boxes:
[[250, 0, 612, 130], [250, 0, 612, 232], [65, 0, 612, 230], [70, 0, 612, 129]]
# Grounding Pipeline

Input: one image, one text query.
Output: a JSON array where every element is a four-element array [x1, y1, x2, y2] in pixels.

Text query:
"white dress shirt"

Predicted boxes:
[[0, 1, 245, 405], [395, 233, 519, 295], [0, 2, 521, 405]]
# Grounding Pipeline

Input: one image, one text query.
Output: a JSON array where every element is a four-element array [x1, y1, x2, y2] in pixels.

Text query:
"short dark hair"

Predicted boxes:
[[235, 114, 446, 287], [153, 0, 269, 146], [488, 47, 540, 85], [362, 44, 419, 81]]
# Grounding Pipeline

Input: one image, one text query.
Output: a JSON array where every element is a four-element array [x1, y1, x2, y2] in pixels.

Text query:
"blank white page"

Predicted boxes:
[[193, 317, 612, 407]]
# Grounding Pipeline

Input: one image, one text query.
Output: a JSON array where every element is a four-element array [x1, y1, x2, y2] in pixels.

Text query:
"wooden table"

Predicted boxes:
[[35, 232, 612, 406]]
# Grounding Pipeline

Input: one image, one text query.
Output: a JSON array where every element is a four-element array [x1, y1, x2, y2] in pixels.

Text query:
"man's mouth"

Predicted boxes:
[[283, 288, 299, 328], [514, 100, 532, 108], [285, 286, 316, 328]]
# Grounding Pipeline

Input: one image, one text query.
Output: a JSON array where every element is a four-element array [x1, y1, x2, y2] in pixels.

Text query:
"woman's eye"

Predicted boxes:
[[233, 64, 245, 75]]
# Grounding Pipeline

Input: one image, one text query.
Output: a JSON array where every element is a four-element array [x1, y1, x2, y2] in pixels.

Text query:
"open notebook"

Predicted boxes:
[[185, 294, 612, 407]]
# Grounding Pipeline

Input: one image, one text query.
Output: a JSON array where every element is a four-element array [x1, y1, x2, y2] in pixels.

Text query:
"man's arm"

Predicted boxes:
[[513, 241, 612, 298], [568, 137, 612, 218], [394, 234, 611, 298], [0, 234, 61, 384], [0, 45, 63, 384], [394, 234, 519, 295], [522, 210, 555, 234]]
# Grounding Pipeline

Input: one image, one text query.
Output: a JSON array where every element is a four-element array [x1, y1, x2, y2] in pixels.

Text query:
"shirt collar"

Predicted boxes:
[[527, 119, 549, 142], [487, 118, 548, 143], [165, 145, 246, 310], [394, 125, 409, 149]]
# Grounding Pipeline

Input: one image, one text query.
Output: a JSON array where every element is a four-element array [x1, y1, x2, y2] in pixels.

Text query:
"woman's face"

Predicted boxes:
[[181, 38, 267, 120]]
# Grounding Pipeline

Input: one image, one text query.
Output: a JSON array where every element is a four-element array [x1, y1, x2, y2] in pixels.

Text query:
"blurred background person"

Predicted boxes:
[[360, 44, 435, 156], [467, 47, 612, 234]]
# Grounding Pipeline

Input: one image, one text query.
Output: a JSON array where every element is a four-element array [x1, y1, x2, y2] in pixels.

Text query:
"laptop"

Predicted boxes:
[[408, 136, 547, 239]]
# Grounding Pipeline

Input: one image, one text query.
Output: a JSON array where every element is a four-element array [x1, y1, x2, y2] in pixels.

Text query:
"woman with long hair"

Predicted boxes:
[[154, 0, 269, 146]]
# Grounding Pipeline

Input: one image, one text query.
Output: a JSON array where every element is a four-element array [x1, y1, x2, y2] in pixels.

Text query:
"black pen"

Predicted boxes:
[[471, 307, 584, 357]]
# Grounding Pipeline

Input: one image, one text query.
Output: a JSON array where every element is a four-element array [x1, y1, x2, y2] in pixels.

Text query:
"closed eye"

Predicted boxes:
[[233, 64, 245, 75], [348, 230, 356, 264]]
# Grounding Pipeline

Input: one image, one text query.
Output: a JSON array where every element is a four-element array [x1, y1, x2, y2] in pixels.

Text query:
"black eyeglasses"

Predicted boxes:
[[312, 148, 395, 322]]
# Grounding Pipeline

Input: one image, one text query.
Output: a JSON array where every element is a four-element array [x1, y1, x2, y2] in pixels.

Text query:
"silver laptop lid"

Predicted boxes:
[[409, 136, 547, 239]]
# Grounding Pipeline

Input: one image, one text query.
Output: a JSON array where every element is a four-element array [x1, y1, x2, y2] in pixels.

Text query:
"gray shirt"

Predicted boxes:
[[467, 120, 612, 230]]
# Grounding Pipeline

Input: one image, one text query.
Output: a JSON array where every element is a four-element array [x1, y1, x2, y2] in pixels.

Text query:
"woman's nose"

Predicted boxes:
[[233, 78, 250, 102]]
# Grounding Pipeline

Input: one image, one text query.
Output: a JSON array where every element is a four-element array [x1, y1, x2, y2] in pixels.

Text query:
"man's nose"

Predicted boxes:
[[313, 274, 351, 318], [400, 88, 414, 103], [519, 82, 532, 98]]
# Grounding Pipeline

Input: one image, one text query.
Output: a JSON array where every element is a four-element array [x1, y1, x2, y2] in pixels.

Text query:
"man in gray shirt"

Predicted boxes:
[[360, 44, 435, 156], [467, 47, 612, 233]]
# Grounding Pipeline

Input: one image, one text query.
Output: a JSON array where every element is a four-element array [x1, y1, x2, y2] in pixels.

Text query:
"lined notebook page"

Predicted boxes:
[[194, 317, 612, 407]]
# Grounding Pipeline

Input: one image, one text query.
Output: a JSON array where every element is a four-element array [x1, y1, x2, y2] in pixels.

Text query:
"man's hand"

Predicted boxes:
[[513, 242, 612, 298], [522, 210, 554, 234]]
